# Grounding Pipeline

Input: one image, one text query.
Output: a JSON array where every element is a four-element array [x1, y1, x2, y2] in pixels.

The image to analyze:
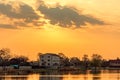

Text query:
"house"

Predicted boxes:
[[109, 58, 120, 69], [39, 53, 62, 68]]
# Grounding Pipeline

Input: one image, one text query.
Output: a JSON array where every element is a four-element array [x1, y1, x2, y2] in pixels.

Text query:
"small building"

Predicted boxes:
[[19, 66, 32, 70], [109, 58, 120, 69], [39, 53, 62, 68], [30, 61, 40, 69], [5, 66, 14, 70], [0, 66, 14, 71]]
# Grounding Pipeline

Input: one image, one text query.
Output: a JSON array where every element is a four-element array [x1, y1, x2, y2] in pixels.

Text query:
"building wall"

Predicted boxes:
[[39, 54, 61, 67], [110, 62, 120, 66], [19, 66, 32, 70], [109, 59, 120, 67]]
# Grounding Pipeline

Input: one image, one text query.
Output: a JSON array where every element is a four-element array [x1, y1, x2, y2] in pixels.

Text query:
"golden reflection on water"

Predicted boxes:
[[27, 74, 40, 80], [0, 70, 120, 80]]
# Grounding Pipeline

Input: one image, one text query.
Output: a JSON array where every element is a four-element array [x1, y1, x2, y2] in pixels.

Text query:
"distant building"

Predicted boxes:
[[30, 61, 39, 66], [109, 58, 120, 69], [39, 53, 62, 68], [30, 61, 40, 69], [19, 66, 32, 70]]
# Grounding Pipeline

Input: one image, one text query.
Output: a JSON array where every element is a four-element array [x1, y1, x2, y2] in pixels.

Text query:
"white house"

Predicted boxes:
[[39, 53, 62, 68], [109, 58, 120, 68]]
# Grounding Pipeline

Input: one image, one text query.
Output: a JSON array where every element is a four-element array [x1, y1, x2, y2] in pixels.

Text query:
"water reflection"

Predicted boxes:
[[0, 70, 120, 80], [92, 77, 101, 80], [11, 76, 27, 80], [0, 77, 5, 80], [40, 76, 63, 80]]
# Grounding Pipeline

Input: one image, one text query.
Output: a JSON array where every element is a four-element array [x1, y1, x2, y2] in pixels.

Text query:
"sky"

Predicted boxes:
[[0, 0, 120, 60]]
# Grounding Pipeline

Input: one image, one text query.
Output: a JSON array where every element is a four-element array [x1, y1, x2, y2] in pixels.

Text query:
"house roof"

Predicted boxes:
[[109, 59, 120, 63], [40, 53, 61, 57]]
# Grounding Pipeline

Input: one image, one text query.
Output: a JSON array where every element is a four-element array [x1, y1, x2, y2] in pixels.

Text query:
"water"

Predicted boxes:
[[0, 70, 120, 80]]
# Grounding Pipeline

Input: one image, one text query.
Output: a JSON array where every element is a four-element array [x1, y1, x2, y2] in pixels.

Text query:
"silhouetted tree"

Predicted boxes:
[[58, 53, 70, 67], [82, 54, 89, 70], [58, 53, 66, 59], [61, 57, 70, 67], [0, 48, 11, 66], [91, 54, 102, 70], [9, 55, 29, 66], [70, 57, 81, 67], [101, 59, 109, 68], [37, 53, 43, 62]]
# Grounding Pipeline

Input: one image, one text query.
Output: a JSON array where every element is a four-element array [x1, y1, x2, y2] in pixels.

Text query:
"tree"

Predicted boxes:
[[9, 55, 29, 66], [82, 54, 89, 62], [91, 54, 102, 70], [58, 53, 70, 67], [58, 53, 66, 59], [0, 48, 11, 66], [101, 59, 109, 67], [82, 54, 89, 70], [37, 53, 43, 61], [70, 57, 81, 67]]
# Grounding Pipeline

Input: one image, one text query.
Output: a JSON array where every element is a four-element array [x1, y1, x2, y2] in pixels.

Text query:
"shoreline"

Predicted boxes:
[[0, 68, 120, 75]]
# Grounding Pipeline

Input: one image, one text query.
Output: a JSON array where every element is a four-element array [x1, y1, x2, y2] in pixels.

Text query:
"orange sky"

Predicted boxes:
[[0, 0, 120, 60]]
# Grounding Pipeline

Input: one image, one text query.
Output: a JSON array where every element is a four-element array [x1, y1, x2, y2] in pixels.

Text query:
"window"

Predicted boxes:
[[48, 59, 50, 61], [42, 63, 45, 65], [48, 63, 50, 65]]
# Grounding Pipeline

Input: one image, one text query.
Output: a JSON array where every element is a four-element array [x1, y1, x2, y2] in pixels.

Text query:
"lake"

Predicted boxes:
[[0, 70, 120, 80]]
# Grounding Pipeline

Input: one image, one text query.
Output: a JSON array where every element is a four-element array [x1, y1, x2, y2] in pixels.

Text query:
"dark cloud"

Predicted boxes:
[[0, 24, 17, 29], [38, 5, 105, 28], [0, 1, 105, 29], [0, 3, 39, 22], [0, 2, 41, 29], [33, 21, 47, 26]]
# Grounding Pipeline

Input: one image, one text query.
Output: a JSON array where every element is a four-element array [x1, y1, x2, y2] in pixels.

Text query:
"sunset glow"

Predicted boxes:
[[0, 0, 120, 60]]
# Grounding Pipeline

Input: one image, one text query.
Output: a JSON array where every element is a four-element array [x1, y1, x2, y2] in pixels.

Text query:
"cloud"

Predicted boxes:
[[0, 0, 105, 29], [0, 24, 17, 29], [37, 4, 105, 28], [0, 3, 39, 22], [0, 2, 41, 29]]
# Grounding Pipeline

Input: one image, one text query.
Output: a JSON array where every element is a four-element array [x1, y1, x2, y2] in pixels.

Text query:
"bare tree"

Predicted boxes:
[[0, 48, 11, 71], [0, 48, 11, 66]]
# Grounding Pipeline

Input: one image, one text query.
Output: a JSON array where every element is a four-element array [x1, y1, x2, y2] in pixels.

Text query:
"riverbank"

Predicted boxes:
[[0, 67, 120, 75]]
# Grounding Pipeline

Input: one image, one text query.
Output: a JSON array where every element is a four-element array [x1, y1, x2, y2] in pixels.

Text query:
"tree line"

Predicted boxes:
[[0, 48, 29, 66], [0, 48, 108, 70], [57, 53, 107, 70]]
